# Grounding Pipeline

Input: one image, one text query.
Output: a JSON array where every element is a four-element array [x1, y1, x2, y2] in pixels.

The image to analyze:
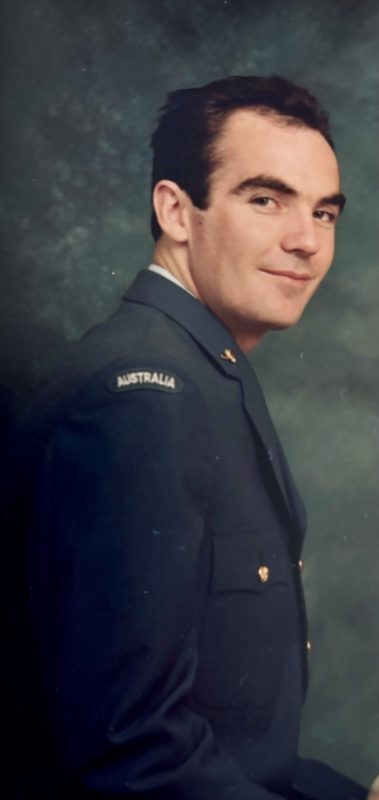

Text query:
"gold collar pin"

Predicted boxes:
[[220, 348, 237, 364]]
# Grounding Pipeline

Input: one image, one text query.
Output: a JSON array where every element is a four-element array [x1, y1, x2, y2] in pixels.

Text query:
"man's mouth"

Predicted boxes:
[[259, 268, 312, 282]]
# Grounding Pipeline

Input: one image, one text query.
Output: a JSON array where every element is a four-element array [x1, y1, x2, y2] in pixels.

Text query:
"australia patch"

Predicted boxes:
[[108, 367, 184, 394]]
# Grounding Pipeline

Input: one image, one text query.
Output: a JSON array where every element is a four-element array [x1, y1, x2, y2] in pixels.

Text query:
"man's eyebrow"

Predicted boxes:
[[231, 174, 297, 197], [231, 174, 347, 212], [319, 192, 346, 212]]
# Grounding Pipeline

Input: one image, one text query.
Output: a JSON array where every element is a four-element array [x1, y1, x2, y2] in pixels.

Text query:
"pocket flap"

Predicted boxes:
[[211, 529, 288, 594]]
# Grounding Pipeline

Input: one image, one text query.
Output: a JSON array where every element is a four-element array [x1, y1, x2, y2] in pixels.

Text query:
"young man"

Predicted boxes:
[[21, 76, 369, 798]]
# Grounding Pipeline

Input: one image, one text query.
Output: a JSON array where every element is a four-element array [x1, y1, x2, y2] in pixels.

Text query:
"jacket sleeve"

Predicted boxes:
[[29, 363, 290, 799]]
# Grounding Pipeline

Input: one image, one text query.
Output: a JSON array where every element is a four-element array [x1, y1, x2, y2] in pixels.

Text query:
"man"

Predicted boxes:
[[20, 76, 369, 798]]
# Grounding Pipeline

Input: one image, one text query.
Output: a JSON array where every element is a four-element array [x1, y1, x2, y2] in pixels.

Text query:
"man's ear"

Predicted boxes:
[[152, 180, 190, 243]]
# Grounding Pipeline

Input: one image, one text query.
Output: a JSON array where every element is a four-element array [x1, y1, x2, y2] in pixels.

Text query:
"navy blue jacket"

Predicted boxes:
[[18, 270, 366, 799]]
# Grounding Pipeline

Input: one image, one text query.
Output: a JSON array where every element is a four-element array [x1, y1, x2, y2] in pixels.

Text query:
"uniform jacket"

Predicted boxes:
[[19, 270, 366, 800]]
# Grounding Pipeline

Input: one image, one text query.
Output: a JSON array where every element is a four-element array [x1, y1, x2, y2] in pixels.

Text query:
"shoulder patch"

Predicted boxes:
[[107, 367, 184, 394]]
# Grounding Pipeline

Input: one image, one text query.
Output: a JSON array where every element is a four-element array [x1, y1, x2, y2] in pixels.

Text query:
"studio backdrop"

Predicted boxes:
[[0, 0, 378, 787]]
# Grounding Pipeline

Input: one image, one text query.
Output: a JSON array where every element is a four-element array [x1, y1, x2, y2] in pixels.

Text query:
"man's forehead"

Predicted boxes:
[[214, 107, 334, 158], [211, 108, 289, 156], [210, 108, 340, 191]]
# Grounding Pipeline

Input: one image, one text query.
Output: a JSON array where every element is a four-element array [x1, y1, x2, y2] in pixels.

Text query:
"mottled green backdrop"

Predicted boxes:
[[1, 0, 378, 787]]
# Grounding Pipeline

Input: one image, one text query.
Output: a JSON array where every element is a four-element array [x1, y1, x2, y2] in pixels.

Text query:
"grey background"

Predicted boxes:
[[1, 0, 378, 787]]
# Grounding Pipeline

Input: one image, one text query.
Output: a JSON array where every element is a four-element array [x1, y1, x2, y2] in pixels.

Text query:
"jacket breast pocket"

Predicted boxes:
[[192, 528, 296, 712]]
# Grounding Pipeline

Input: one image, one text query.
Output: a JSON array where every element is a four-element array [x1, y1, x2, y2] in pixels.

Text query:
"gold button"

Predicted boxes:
[[306, 640, 312, 653], [258, 565, 270, 583], [298, 559, 304, 572]]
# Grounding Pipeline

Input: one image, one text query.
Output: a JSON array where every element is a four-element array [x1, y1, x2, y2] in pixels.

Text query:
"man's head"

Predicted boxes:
[[150, 76, 344, 350]]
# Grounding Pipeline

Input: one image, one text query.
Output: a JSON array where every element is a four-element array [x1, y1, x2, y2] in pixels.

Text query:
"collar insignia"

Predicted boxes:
[[220, 348, 237, 364]]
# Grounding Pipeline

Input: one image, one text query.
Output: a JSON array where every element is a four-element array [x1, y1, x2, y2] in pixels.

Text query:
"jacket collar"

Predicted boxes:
[[124, 270, 305, 540], [124, 269, 241, 377]]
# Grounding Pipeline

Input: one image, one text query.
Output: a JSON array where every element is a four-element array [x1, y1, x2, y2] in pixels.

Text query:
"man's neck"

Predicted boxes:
[[152, 238, 201, 299], [148, 264, 196, 297], [151, 238, 265, 354]]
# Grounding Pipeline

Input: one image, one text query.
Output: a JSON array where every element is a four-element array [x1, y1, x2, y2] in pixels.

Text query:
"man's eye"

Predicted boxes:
[[250, 196, 277, 208], [313, 209, 337, 223]]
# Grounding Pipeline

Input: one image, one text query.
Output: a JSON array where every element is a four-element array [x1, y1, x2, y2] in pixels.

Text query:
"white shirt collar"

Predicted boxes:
[[148, 264, 197, 298]]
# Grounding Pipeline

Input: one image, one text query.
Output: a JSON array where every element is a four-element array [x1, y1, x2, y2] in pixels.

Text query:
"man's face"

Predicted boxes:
[[185, 109, 343, 349]]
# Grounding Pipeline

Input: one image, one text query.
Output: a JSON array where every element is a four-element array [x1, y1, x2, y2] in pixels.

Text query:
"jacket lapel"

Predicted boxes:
[[124, 270, 305, 539], [236, 356, 294, 515], [234, 351, 307, 545]]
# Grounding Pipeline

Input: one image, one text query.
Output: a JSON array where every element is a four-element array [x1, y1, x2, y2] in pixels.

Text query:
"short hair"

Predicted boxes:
[[150, 74, 334, 240]]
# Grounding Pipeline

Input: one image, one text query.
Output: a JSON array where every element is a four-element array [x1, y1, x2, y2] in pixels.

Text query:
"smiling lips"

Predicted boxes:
[[259, 268, 312, 282]]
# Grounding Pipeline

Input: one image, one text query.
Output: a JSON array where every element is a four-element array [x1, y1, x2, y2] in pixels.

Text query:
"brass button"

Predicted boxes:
[[306, 640, 312, 654], [298, 559, 304, 572], [258, 565, 270, 583]]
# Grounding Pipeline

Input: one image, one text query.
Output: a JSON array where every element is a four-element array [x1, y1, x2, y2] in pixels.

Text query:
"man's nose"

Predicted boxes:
[[281, 211, 321, 257]]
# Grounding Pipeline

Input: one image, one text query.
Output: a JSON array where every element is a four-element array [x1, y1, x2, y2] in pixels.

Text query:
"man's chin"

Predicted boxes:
[[265, 307, 308, 331], [219, 307, 306, 351], [267, 318, 300, 331]]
